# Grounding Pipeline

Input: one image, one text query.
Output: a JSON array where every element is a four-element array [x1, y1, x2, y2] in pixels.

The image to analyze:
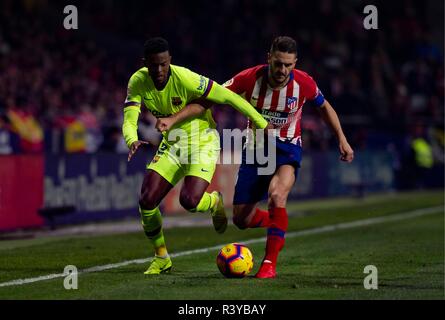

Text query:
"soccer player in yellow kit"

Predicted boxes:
[[122, 37, 270, 275]]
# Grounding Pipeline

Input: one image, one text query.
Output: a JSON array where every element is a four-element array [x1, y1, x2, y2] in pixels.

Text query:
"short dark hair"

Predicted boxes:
[[270, 36, 297, 56], [144, 37, 169, 57]]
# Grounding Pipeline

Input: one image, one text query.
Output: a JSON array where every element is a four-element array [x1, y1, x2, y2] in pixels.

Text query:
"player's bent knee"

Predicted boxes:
[[179, 193, 201, 211]]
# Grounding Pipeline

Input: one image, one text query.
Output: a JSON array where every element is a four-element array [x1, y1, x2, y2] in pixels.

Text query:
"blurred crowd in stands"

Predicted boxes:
[[0, 0, 443, 185]]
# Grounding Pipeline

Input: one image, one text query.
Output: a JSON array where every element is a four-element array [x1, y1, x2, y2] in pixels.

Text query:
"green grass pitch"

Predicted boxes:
[[0, 190, 443, 300]]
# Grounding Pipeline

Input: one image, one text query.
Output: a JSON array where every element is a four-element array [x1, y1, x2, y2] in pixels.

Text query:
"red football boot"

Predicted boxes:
[[255, 260, 276, 279]]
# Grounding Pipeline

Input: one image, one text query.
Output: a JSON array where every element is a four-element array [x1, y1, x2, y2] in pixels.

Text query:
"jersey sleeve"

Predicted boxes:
[[124, 73, 142, 107], [122, 73, 142, 148], [304, 73, 325, 108], [180, 67, 215, 101], [205, 82, 268, 129], [195, 68, 252, 109], [222, 68, 251, 94]]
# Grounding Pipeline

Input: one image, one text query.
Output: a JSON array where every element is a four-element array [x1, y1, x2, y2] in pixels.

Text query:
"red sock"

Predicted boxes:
[[264, 207, 288, 265], [247, 208, 271, 228]]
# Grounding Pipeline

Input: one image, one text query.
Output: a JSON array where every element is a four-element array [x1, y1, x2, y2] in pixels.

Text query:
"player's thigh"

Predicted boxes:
[[147, 139, 185, 187], [233, 163, 273, 206], [139, 169, 174, 209], [268, 165, 296, 206], [180, 137, 218, 208], [184, 135, 219, 187], [185, 160, 216, 185]]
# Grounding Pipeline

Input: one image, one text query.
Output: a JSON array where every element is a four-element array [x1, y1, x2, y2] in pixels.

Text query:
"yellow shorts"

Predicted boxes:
[[147, 130, 220, 186]]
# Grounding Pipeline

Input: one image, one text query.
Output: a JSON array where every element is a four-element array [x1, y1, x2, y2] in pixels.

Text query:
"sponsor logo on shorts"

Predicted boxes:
[[152, 155, 160, 163]]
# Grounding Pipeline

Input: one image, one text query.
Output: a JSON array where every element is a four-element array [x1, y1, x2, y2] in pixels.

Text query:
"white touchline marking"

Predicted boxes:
[[0, 206, 442, 288]]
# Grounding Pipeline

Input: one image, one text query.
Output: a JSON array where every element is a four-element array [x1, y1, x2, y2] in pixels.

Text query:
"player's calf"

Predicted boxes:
[[232, 204, 254, 229], [268, 190, 288, 208], [232, 214, 248, 229], [139, 190, 161, 211], [233, 206, 271, 229], [182, 189, 227, 234], [139, 206, 169, 267], [255, 206, 288, 279]]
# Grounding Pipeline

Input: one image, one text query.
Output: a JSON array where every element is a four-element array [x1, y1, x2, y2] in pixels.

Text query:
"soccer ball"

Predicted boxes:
[[216, 243, 254, 278]]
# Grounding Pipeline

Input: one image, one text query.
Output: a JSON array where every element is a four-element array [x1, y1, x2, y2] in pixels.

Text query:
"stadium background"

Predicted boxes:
[[0, 0, 443, 231]]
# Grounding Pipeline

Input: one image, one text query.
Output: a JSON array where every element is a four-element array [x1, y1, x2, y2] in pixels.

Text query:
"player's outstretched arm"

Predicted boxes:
[[317, 100, 354, 162], [156, 103, 206, 133], [205, 82, 268, 129]]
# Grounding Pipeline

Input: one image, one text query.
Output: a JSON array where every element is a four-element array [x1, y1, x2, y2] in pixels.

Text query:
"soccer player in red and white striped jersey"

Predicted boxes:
[[226, 36, 354, 278]]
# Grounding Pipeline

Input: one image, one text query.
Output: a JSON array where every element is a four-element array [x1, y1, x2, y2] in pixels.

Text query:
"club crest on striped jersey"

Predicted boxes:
[[286, 97, 298, 109]]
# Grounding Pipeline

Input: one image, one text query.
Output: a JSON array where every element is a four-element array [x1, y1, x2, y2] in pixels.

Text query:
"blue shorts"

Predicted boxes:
[[233, 138, 302, 205]]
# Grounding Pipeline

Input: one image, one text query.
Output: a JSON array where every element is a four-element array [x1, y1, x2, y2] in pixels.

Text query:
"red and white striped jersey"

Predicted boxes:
[[223, 64, 325, 146]]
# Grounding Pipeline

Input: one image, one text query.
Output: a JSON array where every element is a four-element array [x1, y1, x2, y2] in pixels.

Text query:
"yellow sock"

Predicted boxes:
[[139, 206, 169, 257], [152, 233, 168, 257], [194, 192, 218, 213]]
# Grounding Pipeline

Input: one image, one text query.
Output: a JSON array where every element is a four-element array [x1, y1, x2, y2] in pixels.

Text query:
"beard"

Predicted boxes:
[[273, 73, 288, 84]]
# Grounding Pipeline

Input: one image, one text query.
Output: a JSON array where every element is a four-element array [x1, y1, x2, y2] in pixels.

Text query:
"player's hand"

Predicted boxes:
[[128, 140, 150, 162], [339, 139, 354, 162], [156, 117, 176, 133]]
